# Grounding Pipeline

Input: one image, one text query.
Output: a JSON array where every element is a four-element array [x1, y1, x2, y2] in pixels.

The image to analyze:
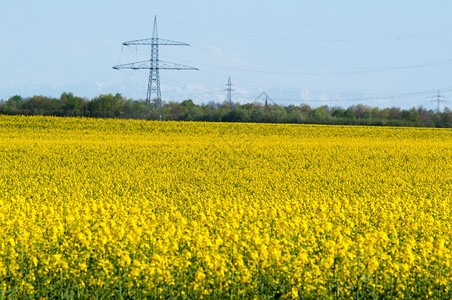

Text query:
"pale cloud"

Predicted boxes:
[[319, 93, 329, 102], [186, 84, 211, 94], [300, 87, 312, 101], [233, 86, 252, 102], [212, 46, 224, 58], [95, 82, 106, 89]]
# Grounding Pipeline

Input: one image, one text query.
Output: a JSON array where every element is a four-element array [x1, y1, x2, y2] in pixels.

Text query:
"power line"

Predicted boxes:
[[159, 16, 449, 43], [160, 52, 452, 76]]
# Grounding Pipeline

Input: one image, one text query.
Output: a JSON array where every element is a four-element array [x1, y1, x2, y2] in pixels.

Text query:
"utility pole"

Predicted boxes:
[[113, 16, 198, 120], [431, 90, 446, 113], [225, 76, 233, 104]]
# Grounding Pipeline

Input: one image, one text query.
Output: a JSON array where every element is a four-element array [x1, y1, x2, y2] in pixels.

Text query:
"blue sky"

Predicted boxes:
[[1, 0, 452, 109]]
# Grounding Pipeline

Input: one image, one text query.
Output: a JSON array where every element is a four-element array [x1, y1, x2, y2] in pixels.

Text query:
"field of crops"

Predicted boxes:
[[0, 115, 451, 298]]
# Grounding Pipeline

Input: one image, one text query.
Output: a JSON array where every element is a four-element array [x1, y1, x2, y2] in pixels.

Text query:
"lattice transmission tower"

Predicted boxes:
[[431, 90, 446, 113], [254, 91, 277, 107], [225, 76, 233, 104], [113, 16, 198, 120]]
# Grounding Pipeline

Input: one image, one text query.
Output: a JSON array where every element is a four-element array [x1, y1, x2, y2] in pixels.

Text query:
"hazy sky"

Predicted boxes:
[[1, 0, 452, 109]]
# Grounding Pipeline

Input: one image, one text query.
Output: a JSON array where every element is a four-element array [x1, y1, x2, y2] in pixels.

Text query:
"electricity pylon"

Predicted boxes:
[[225, 76, 233, 104], [431, 90, 446, 113], [254, 91, 277, 106], [113, 16, 198, 120]]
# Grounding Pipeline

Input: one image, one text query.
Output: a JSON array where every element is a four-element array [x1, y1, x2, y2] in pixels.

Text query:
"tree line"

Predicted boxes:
[[1, 92, 452, 128]]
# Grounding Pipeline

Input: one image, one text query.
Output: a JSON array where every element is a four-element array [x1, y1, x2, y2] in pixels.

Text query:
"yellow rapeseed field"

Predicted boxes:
[[0, 115, 451, 298]]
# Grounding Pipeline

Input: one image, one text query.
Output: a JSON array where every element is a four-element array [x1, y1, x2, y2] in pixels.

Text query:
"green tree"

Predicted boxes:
[[223, 106, 250, 122], [23, 95, 60, 115], [401, 107, 421, 126], [308, 106, 330, 123], [61, 92, 84, 116], [417, 107, 434, 127], [1, 95, 24, 114], [166, 101, 187, 120], [439, 107, 452, 127]]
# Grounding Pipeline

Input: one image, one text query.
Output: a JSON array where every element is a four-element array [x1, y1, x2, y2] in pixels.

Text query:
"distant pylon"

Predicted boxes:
[[431, 90, 446, 113], [225, 76, 233, 104], [254, 91, 276, 106], [113, 16, 198, 120]]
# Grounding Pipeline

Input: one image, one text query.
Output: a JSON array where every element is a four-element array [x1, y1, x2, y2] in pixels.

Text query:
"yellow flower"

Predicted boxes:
[[0, 115, 451, 298]]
